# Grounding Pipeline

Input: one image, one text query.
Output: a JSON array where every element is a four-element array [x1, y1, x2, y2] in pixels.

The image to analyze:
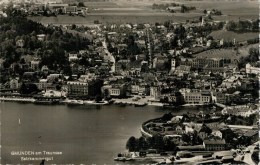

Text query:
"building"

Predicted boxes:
[[47, 3, 68, 13], [245, 63, 260, 75], [41, 65, 49, 74], [203, 139, 226, 151], [47, 74, 62, 83], [37, 79, 50, 91], [221, 106, 257, 117], [67, 81, 88, 98], [65, 6, 77, 14], [9, 78, 19, 90], [211, 130, 223, 139], [68, 53, 78, 62], [184, 91, 211, 104], [174, 65, 191, 77], [30, 60, 40, 71], [37, 34, 46, 41], [167, 6, 182, 13], [150, 86, 161, 100], [102, 84, 126, 98]]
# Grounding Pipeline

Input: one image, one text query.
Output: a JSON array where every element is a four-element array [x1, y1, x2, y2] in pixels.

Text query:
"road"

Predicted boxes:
[[102, 40, 115, 73], [243, 141, 259, 165]]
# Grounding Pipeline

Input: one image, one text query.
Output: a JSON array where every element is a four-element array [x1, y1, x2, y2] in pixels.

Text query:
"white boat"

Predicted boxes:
[[83, 100, 109, 105], [114, 157, 133, 161], [66, 100, 84, 106], [114, 157, 126, 161]]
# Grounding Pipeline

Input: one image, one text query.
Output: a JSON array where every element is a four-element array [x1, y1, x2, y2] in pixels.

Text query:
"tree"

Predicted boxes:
[[138, 137, 149, 150], [19, 83, 40, 95], [78, 2, 85, 7], [126, 136, 137, 152], [153, 134, 164, 151], [162, 113, 173, 121], [181, 133, 190, 143], [163, 137, 176, 151], [95, 95, 102, 103]]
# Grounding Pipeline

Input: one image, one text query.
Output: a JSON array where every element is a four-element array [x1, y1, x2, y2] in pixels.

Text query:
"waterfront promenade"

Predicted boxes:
[[0, 97, 35, 102]]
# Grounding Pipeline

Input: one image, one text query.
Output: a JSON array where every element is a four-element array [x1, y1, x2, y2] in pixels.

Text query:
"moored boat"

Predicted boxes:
[[134, 103, 147, 107], [83, 100, 109, 105], [66, 100, 84, 106]]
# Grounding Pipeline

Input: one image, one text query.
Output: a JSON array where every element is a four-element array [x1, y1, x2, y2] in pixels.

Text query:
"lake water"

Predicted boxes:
[[0, 102, 202, 164]]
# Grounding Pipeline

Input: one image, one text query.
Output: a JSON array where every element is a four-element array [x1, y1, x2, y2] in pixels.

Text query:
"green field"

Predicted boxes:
[[28, 0, 258, 25], [28, 12, 203, 25], [209, 30, 258, 42], [194, 44, 258, 60]]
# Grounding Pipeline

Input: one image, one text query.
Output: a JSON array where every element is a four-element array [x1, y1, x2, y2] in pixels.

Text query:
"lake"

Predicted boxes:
[[0, 102, 202, 164]]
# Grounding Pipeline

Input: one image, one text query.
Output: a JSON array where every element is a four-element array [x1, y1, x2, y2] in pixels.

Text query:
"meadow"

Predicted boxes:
[[209, 30, 258, 42], [194, 44, 258, 60], [28, 0, 258, 25]]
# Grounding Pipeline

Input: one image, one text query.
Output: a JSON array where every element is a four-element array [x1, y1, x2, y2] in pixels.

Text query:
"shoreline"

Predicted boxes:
[[0, 96, 224, 108]]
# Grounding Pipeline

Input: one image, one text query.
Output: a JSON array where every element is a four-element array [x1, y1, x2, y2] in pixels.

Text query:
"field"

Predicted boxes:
[[209, 30, 258, 42], [194, 44, 258, 60], [28, 13, 203, 25], [28, 0, 258, 25]]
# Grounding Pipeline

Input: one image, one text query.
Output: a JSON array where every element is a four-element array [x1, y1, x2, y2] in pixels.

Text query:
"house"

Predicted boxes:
[[23, 72, 37, 82], [47, 74, 62, 83], [131, 85, 140, 94], [241, 130, 258, 144], [213, 92, 227, 104], [198, 124, 212, 140], [37, 79, 49, 91], [211, 130, 223, 139], [47, 3, 68, 13], [30, 60, 40, 71], [65, 6, 77, 14], [68, 53, 78, 62], [9, 78, 19, 90], [185, 123, 201, 134], [203, 139, 226, 151], [221, 106, 257, 117], [37, 34, 46, 41], [150, 86, 161, 100], [0, 58, 4, 69], [78, 73, 97, 82], [41, 65, 49, 74], [169, 116, 183, 124], [206, 122, 227, 131], [245, 63, 260, 75], [167, 6, 182, 13], [101, 84, 126, 98], [174, 65, 191, 77]]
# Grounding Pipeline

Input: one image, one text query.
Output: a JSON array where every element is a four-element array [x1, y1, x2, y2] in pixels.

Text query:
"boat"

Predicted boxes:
[[33, 96, 60, 105], [66, 100, 84, 106], [134, 103, 147, 107], [34, 100, 57, 105], [83, 100, 109, 105], [114, 152, 135, 161], [114, 157, 133, 161], [114, 157, 126, 161]]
